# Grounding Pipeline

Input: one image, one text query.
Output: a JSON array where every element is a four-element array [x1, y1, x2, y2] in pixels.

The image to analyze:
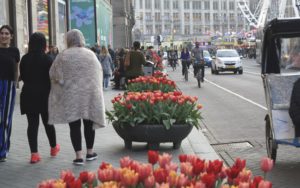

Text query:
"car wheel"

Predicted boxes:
[[239, 70, 243, 74]]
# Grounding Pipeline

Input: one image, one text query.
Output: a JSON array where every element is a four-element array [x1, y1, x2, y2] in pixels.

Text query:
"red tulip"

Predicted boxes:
[[153, 168, 168, 184], [60, 170, 75, 184], [192, 159, 205, 175], [250, 176, 263, 188], [201, 173, 216, 188], [79, 171, 89, 183], [120, 156, 132, 168], [137, 163, 152, 181], [260, 157, 273, 173], [68, 178, 82, 188], [148, 150, 159, 165], [178, 154, 187, 162], [98, 168, 114, 182], [99, 162, 112, 170]]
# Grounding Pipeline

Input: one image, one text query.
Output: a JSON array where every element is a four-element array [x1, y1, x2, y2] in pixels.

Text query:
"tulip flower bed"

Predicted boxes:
[[127, 75, 176, 92], [106, 91, 202, 129], [38, 151, 273, 188]]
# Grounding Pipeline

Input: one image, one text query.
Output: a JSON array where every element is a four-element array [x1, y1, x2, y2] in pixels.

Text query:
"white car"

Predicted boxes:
[[211, 49, 243, 74]]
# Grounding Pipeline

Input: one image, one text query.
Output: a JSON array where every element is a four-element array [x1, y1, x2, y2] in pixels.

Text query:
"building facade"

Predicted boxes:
[[0, 0, 112, 55], [133, 0, 248, 46], [112, 0, 135, 49]]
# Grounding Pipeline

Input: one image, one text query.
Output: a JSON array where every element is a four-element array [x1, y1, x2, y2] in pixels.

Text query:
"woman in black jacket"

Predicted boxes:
[[20, 32, 59, 163]]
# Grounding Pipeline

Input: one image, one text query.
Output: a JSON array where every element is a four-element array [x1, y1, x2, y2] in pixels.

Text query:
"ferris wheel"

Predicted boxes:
[[237, 0, 300, 29]]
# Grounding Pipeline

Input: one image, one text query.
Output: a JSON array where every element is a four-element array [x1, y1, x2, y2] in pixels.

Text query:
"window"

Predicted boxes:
[[213, 1, 218, 10], [229, 1, 234, 10], [155, 24, 162, 34], [223, 2, 227, 10], [229, 13, 235, 22], [155, 12, 161, 21], [145, 0, 151, 9], [164, 24, 171, 33], [204, 1, 210, 10], [184, 1, 190, 9], [145, 12, 152, 20], [0, 0, 9, 26], [204, 13, 210, 22], [164, 0, 170, 9], [193, 13, 201, 22], [164, 13, 170, 21], [174, 25, 180, 34], [173, 13, 179, 21], [173, 0, 179, 9], [155, 0, 160, 9], [213, 13, 218, 21], [184, 13, 190, 21], [139, 0, 143, 9], [146, 25, 152, 34], [192, 1, 201, 10], [193, 25, 202, 34], [184, 25, 190, 35]]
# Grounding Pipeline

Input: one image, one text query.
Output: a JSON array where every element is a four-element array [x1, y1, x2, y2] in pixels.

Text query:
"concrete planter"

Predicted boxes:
[[112, 122, 193, 150]]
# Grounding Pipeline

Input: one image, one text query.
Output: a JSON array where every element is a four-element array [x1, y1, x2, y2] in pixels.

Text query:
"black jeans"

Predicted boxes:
[[182, 60, 188, 75], [26, 112, 56, 153], [69, 119, 94, 152], [193, 64, 205, 80]]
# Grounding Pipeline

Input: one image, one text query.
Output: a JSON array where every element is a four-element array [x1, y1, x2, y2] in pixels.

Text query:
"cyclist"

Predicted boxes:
[[191, 42, 205, 82], [168, 48, 178, 68], [180, 47, 190, 76]]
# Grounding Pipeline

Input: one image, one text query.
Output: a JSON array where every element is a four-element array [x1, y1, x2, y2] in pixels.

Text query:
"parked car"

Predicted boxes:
[[211, 49, 243, 74], [203, 50, 212, 67]]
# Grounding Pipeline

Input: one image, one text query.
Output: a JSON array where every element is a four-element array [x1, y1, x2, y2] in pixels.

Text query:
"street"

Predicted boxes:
[[167, 58, 300, 188]]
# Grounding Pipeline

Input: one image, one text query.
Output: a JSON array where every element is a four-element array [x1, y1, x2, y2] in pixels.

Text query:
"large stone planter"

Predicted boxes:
[[112, 122, 193, 150]]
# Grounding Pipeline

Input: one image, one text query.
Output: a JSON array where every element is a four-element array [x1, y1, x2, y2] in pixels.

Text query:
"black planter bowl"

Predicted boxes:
[[112, 122, 193, 150]]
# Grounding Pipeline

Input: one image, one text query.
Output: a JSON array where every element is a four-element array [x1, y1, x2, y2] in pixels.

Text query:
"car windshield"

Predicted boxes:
[[203, 51, 211, 57], [217, 50, 239, 57]]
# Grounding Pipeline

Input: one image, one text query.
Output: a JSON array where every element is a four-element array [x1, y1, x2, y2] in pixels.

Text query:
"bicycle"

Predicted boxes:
[[182, 60, 188, 81], [193, 62, 204, 88]]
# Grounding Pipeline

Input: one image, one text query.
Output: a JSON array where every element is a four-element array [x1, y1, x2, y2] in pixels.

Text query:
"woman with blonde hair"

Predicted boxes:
[[99, 46, 113, 89], [48, 29, 106, 165]]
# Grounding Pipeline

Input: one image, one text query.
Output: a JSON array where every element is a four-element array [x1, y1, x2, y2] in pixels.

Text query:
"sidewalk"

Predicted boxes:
[[0, 74, 220, 187]]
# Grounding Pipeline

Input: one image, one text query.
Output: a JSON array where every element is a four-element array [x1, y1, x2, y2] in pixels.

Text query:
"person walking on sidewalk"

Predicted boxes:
[[0, 25, 20, 162], [20, 32, 60, 164], [48, 29, 106, 165], [99, 46, 113, 89]]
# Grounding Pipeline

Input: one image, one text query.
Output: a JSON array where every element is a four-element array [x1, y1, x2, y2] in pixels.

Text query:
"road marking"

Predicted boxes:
[[244, 71, 261, 76], [204, 78, 268, 110]]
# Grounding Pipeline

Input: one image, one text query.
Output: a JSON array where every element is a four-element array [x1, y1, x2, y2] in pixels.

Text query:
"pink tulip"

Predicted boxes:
[[120, 156, 132, 168], [260, 157, 274, 173], [137, 163, 152, 181], [177, 173, 189, 187], [194, 181, 206, 188], [38, 179, 56, 188], [144, 175, 155, 188], [158, 153, 172, 168], [258, 180, 272, 188], [238, 169, 252, 182], [167, 171, 178, 187], [165, 161, 178, 173], [120, 168, 139, 187], [98, 168, 114, 182], [180, 162, 193, 177], [239, 182, 250, 188]]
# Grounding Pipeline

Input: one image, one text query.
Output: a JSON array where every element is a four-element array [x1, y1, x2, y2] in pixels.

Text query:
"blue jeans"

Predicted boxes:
[[103, 75, 110, 88]]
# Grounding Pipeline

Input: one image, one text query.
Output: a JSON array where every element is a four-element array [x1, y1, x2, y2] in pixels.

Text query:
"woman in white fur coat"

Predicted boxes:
[[48, 29, 106, 165]]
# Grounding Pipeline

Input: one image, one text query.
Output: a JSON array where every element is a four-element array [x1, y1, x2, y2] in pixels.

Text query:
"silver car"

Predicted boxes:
[[211, 49, 243, 74]]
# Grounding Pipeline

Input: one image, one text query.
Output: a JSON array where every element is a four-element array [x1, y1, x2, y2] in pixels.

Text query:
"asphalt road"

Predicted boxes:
[[167, 58, 300, 188]]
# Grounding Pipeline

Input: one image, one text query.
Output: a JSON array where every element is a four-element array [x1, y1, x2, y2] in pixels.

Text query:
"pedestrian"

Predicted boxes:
[[108, 44, 115, 64], [48, 29, 106, 165], [0, 25, 20, 162], [47, 45, 59, 61], [112, 48, 126, 90], [290, 78, 300, 137], [124, 41, 146, 83], [99, 46, 113, 89], [20, 32, 60, 163]]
